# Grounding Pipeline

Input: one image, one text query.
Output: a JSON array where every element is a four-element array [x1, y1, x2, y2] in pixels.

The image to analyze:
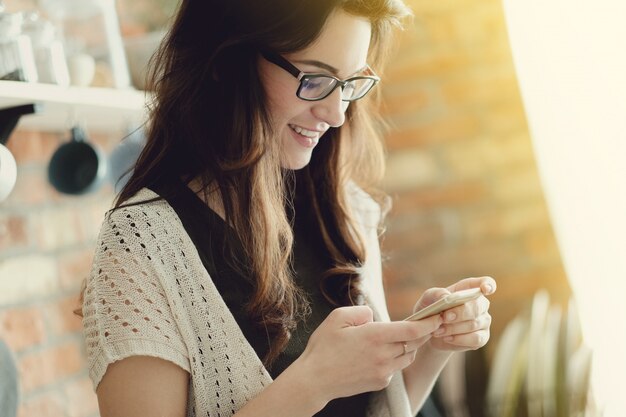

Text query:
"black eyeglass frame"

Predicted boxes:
[[260, 50, 381, 102]]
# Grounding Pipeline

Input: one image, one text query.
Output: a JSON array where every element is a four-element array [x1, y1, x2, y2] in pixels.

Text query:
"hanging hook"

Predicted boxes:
[[0, 104, 41, 145]]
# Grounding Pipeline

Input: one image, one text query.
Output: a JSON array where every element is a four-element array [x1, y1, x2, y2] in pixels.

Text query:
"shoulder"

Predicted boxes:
[[102, 188, 181, 236], [95, 187, 191, 268]]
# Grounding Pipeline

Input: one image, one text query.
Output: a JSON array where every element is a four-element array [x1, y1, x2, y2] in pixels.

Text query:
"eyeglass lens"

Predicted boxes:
[[298, 76, 376, 101]]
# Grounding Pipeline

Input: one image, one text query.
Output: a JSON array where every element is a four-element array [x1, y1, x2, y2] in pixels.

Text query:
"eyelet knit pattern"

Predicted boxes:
[[82, 187, 412, 417]]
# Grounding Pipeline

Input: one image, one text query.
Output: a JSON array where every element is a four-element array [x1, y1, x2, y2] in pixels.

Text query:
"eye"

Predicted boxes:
[[343, 81, 357, 93], [301, 78, 324, 90]]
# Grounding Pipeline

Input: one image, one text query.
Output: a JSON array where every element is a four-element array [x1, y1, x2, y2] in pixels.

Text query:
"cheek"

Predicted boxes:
[[259, 65, 301, 123], [266, 87, 308, 126]]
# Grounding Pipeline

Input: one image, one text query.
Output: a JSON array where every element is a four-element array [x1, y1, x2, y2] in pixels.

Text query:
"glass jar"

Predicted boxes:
[[0, 11, 38, 82], [38, 0, 131, 88], [21, 11, 70, 85]]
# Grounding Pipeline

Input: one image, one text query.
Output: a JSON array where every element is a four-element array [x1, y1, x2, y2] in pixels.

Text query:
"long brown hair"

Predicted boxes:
[[110, 0, 411, 368]]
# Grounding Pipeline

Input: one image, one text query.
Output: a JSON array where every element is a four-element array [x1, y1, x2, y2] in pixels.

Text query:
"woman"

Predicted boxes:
[[81, 0, 496, 416]]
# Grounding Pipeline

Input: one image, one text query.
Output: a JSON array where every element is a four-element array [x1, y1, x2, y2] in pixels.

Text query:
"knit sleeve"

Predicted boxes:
[[82, 201, 191, 390]]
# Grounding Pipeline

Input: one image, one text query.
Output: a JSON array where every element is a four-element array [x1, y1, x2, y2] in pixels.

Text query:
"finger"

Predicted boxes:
[[434, 314, 492, 338], [447, 276, 497, 296], [442, 296, 490, 323], [440, 329, 491, 349], [390, 345, 419, 371], [412, 287, 450, 313], [403, 335, 431, 352], [368, 314, 443, 343], [333, 305, 374, 327]]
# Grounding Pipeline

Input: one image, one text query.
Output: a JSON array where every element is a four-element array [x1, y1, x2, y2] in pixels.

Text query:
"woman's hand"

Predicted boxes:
[[294, 305, 442, 406], [413, 277, 496, 352]]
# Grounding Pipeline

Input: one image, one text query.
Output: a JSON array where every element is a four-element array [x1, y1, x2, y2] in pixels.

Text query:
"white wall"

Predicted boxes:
[[502, 1, 626, 416]]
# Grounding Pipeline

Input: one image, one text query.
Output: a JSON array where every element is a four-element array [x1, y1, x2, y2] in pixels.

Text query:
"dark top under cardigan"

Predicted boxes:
[[150, 177, 371, 416]]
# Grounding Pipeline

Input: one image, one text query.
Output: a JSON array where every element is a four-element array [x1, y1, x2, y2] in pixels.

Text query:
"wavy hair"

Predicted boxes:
[[106, 0, 411, 368]]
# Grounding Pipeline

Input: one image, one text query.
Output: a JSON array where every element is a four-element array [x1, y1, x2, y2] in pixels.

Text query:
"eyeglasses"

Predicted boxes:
[[261, 50, 380, 102]]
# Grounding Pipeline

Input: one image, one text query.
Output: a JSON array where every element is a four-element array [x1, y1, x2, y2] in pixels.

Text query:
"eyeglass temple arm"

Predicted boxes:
[[260, 50, 303, 80]]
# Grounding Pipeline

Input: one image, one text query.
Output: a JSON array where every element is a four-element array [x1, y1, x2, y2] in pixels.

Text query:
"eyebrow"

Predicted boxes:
[[293, 59, 368, 78]]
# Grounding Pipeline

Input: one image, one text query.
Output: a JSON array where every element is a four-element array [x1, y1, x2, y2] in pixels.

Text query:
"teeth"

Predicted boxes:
[[290, 124, 318, 138]]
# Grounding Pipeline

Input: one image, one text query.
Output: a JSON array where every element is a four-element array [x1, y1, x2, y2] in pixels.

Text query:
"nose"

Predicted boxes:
[[311, 87, 348, 128]]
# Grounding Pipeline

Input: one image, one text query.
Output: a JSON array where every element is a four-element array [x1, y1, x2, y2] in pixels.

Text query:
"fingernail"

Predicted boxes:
[[446, 312, 456, 322], [435, 327, 446, 336], [484, 284, 494, 294]]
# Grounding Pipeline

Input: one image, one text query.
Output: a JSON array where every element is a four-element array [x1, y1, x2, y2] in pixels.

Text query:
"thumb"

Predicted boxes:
[[413, 287, 450, 313]]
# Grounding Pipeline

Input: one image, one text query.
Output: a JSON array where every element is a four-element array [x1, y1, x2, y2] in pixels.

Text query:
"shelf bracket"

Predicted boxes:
[[0, 104, 42, 145]]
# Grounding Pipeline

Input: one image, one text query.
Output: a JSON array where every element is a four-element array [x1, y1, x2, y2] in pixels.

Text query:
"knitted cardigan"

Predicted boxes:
[[82, 186, 413, 417]]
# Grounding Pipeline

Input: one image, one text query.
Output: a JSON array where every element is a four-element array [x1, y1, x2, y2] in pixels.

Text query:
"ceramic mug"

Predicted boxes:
[[108, 126, 146, 193], [48, 126, 108, 195], [0, 143, 17, 202]]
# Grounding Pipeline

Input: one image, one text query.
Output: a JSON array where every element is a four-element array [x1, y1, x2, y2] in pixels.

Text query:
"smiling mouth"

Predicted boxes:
[[288, 124, 322, 148], [289, 124, 323, 138]]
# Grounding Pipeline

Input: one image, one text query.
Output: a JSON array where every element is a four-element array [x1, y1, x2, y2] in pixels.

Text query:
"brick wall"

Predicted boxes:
[[0, 129, 118, 417], [380, 0, 570, 354]]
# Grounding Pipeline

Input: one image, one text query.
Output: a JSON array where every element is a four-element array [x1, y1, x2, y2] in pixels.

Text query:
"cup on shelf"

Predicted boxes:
[[48, 125, 108, 195], [108, 125, 146, 192], [0, 143, 17, 202], [67, 53, 95, 87]]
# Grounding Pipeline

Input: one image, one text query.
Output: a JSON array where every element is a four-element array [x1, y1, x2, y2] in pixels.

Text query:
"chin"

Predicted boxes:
[[280, 153, 313, 170]]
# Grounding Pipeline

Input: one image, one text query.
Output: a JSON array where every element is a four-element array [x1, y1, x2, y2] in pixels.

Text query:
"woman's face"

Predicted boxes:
[[258, 10, 373, 170]]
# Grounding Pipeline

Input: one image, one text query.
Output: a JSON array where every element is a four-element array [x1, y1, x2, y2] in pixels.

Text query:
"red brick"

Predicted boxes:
[[486, 267, 571, 339], [33, 208, 83, 251], [65, 376, 99, 417], [490, 267, 571, 304], [522, 229, 563, 266], [400, 241, 522, 283], [438, 137, 488, 180], [386, 284, 429, 321], [491, 167, 545, 204], [422, 15, 460, 44], [450, 3, 508, 46], [0, 308, 46, 352], [78, 200, 113, 244], [5, 130, 61, 165], [380, 85, 434, 118], [391, 181, 487, 214], [58, 248, 94, 291], [0, 213, 29, 252], [385, 113, 481, 149], [383, 219, 445, 254], [406, 0, 475, 15], [386, 50, 473, 82], [441, 75, 521, 108], [483, 101, 529, 134], [461, 203, 552, 242], [481, 132, 536, 172], [2, 169, 54, 207], [19, 342, 84, 393], [383, 149, 441, 190], [46, 296, 84, 337], [17, 390, 65, 417]]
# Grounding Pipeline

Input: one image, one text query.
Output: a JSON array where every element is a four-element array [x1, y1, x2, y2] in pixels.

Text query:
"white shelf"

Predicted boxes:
[[0, 80, 150, 133]]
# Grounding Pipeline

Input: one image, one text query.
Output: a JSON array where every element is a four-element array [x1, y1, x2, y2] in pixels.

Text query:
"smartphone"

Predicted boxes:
[[403, 288, 483, 321]]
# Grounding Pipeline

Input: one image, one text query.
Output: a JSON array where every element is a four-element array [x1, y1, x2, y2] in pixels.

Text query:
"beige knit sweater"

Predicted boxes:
[[82, 186, 413, 416]]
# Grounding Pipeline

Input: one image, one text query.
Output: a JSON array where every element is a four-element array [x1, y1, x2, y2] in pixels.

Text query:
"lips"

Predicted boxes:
[[288, 124, 323, 138], [288, 124, 321, 148]]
